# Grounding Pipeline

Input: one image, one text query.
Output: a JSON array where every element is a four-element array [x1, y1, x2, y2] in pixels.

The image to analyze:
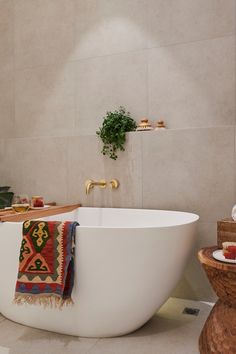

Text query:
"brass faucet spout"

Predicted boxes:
[[85, 179, 107, 195]]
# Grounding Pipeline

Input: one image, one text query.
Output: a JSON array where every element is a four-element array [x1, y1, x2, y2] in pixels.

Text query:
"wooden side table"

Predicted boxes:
[[198, 246, 236, 354]]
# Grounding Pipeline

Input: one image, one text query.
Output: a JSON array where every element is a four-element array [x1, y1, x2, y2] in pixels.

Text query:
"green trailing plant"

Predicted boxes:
[[96, 107, 137, 160]]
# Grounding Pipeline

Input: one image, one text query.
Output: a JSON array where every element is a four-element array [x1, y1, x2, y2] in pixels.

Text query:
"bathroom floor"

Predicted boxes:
[[0, 298, 213, 354]]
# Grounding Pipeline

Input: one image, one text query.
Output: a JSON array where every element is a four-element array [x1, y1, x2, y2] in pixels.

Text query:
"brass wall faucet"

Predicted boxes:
[[85, 179, 119, 195], [85, 179, 107, 195]]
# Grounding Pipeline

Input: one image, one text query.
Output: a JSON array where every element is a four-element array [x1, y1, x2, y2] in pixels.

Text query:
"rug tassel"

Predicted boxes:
[[13, 294, 74, 310]]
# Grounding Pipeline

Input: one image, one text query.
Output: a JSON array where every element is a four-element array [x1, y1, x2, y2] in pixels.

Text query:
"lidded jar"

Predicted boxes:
[[155, 120, 166, 130], [136, 118, 153, 131], [31, 195, 44, 208]]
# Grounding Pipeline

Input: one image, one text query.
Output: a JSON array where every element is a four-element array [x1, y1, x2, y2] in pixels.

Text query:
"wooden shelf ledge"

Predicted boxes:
[[0, 204, 81, 222]]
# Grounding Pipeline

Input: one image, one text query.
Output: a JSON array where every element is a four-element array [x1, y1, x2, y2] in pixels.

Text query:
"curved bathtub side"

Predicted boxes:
[[0, 222, 22, 314], [0, 219, 197, 337], [71, 221, 198, 337]]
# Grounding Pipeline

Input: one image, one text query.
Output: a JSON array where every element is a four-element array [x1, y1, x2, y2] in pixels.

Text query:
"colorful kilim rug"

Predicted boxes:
[[14, 220, 79, 308]]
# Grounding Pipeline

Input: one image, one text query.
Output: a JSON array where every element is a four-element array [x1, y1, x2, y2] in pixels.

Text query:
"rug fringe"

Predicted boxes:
[[13, 294, 74, 310]]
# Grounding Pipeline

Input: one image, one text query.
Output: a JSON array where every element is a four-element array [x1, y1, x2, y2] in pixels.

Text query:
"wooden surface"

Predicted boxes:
[[0, 204, 81, 222], [198, 246, 236, 272], [198, 246, 236, 354], [199, 299, 236, 354], [217, 218, 236, 248]]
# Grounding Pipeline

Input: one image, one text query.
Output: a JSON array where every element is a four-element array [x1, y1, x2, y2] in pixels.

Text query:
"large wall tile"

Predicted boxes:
[[0, 139, 6, 181], [172, 222, 217, 302], [0, 0, 14, 72], [67, 133, 142, 208], [0, 0, 14, 138], [15, 63, 76, 138], [0, 71, 14, 138], [148, 0, 235, 48], [14, 0, 75, 69], [148, 36, 235, 129], [0, 0, 14, 73], [67, 136, 106, 207], [73, 0, 148, 60], [103, 132, 142, 208], [1, 137, 68, 203], [142, 127, 235, 222], [0, 139, 5, 158], [235, 128, 236, 201], [75, 51, 148, 135]]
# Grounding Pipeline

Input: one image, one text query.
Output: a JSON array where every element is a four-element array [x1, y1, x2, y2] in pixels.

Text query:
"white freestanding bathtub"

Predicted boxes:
[[0, 207, 199, 337]]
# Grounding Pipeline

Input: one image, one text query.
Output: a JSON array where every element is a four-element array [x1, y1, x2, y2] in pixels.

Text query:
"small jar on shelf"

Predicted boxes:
[[31, 196, 44, 208]]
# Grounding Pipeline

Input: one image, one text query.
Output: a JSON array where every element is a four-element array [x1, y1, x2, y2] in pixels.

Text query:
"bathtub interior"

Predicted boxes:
[[42, 207, 199, 228]]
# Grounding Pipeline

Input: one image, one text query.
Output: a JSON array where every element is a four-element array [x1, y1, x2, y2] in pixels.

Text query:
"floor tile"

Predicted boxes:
[[88, 298, 213, 354], [0, 320, 97, 354], [0, 298, 213, 354], [0, 347, 10, 354]]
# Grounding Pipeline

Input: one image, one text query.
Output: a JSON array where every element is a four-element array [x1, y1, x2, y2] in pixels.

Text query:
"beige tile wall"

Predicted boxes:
[[75, 51, 148, 135], [0, 0, 235, 301], [73, 0, 148, 60], [0, 0, 14, 138], [67, 134, 142, 208], [148, 36, 235, 128], [147, 0, 235, 47], [15, 63, 76, 137], [0, 137, 68, 203], [142, 128, 235, 222], [14, 0, 75, 69], [0, 0, 14, 74]]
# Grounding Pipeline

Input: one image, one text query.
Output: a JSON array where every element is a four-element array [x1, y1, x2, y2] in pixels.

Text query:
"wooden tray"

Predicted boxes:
[[0, 204, 81, 222]]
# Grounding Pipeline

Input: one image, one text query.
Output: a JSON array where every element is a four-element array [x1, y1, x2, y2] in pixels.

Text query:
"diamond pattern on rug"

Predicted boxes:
[[14, 220, 79, 308]]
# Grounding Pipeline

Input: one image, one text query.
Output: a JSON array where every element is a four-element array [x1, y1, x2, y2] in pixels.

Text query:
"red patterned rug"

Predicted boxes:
[[14, 220, 79, 308]]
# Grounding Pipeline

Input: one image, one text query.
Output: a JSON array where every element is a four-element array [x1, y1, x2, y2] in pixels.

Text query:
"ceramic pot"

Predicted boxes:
[[0, 186, 11, 192], [0, 192, 14, 209]]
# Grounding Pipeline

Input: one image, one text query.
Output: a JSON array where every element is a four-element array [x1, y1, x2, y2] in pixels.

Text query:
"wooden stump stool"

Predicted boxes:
[[198, 246, 236, 354]]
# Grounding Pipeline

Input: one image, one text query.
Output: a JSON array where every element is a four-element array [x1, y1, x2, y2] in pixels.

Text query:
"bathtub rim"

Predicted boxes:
[[1, 207, 200, 229]]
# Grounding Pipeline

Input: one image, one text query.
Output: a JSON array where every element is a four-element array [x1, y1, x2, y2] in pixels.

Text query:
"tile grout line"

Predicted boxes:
[[141, 133, 144, 209], [84, 338, 100, 354], [234, 28, 236, 201], [146, 32, 235, 52], [146, 0, 149, 120], [142, 0, 148, 210], [12, 33, 235, 73], [72, 0, 77, 134], [12, 0, 16, 140], [65, 136, 69, 204], [2, 125, 235, 142]]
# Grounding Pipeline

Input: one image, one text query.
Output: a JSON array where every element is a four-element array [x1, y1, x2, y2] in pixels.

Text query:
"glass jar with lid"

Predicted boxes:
[[31, 196, 44, 208]]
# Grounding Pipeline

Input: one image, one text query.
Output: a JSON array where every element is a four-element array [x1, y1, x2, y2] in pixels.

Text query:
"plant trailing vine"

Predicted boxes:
[[96, 107, 137, 160]]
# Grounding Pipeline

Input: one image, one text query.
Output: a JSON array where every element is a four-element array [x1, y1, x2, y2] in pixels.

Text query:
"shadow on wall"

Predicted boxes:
[[13, 1, 234, 137]]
